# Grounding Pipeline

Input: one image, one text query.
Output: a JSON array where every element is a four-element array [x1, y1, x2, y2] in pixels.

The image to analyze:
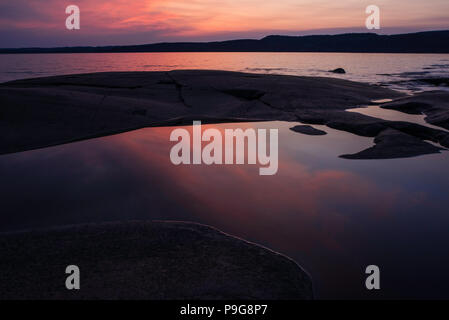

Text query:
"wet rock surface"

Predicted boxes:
[[0, 221, 313, 300]]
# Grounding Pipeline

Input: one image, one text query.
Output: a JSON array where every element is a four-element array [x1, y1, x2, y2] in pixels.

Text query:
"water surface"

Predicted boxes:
[[1, 51, 449, 299], [1, 52, 448, 92], [1, 121, 448, 299]]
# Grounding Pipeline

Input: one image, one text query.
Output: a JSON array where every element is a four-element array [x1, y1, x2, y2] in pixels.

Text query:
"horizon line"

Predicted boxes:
[[2, 29, 448, 50]]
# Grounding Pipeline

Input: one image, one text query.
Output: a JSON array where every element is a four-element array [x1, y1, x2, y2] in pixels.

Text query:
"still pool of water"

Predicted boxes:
[[1, 121, 448, 299]]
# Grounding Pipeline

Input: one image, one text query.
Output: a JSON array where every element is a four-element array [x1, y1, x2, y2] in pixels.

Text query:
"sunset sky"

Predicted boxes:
[[0, 0, 448, 47]]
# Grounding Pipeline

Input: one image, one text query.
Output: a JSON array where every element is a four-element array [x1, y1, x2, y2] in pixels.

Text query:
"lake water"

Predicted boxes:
[[1, 52, 449, 92], [0, 52, 449, 299], [0, 121, 448, 299]]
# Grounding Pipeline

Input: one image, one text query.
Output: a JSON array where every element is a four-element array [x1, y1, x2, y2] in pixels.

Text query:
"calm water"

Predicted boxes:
[[0, 122, 448, 299], [1, 52, 449, 92], [1, 52, 449, 299]]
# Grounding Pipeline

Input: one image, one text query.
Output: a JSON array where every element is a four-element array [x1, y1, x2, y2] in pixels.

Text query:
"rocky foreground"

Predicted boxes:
[[0, 221, 313, 300], [0, 70, 448, 158]]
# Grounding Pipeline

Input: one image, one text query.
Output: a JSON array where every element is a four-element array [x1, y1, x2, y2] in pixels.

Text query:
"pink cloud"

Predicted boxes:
[[1, 0, 448, 47]]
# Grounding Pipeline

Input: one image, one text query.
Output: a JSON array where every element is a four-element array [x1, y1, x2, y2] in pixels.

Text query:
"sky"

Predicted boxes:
[[0, 0, 448, 48]]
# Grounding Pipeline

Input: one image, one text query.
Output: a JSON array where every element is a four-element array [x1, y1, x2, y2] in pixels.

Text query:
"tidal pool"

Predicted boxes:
[[0, 121, 448, 299]]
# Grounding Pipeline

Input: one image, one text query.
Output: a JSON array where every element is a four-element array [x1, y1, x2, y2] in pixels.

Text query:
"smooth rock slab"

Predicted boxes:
[[3, 71, 447, 160], [381, 90, 449, 130], [0, 70, 402, 155], [329, 68, 346, 74], [0, 221, 313, 300], [295, 108, 449, 158]]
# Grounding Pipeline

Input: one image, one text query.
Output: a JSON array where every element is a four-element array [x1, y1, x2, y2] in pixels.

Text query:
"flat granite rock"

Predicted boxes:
[[0, 70, 402, 155], [381, 91, 449, 130], [294, 108, 449, 157], [2, 70, 447, 159], [0, 221, 313, 300], [341, 128, 443, 159]]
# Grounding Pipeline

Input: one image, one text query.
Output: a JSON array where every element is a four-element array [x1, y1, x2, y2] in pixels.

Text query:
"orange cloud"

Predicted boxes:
[[1, 0, 448, 46]]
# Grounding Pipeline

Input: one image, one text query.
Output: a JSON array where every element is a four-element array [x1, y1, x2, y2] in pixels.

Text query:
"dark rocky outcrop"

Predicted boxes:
[[329, 68, 346, 74], [416, 78, 449, 86], [0, 221, 313, 300], [290, 125, 327, 135], [1, 70, 447, 160], [341, 128, 443, 159], [0, 70, 401, 155], [381, 91, 449, 130], [294, 107, 449, 158]]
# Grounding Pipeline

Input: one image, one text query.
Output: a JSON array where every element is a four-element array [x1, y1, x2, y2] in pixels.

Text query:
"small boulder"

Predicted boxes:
[[329, 68, 346, 74]]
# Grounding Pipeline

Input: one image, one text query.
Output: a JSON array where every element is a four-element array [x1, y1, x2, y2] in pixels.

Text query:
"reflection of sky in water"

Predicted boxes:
[[0, 121, 448, 299]]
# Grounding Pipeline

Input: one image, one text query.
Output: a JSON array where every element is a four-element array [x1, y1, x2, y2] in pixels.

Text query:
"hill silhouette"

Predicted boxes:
[[1, 30, 448, 53]]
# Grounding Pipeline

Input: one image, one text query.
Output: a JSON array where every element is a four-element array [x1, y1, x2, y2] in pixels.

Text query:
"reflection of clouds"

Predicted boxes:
[[104, 125, 404, 255], [1, 123, 445, 298]]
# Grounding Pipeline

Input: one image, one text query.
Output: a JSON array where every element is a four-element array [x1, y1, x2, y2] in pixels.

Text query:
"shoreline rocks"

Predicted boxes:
[[0, 70, 400, 153], [0, 221, 313, 300], [380, 91, 449, 130], [329, 68, 346, 74], [1, 70, 448, 159], [341, 128, 443, 159]]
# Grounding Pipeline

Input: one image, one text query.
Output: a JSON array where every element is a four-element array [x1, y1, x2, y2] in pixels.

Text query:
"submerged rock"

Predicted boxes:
[[417, 78, 449, 86], [0, 221, 313, 300], [290, 125, 327, 135]]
